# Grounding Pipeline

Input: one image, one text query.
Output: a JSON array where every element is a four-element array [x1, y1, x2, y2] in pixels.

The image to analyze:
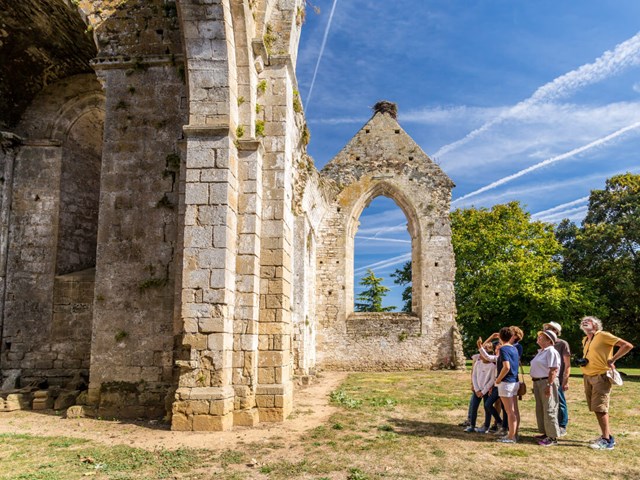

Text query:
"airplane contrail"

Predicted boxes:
[[535, 206, 589, 224], [304, 0, 339, 111], [531, 196, 590, 218], [355, 236, 412, 244], [354, 253, 411, 275], [434, 32, 640, 159], [452, 121, 640, 205]]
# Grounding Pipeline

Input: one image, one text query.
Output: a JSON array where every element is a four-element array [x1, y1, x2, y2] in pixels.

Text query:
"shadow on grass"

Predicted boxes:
[[386, 417, 592, 448]]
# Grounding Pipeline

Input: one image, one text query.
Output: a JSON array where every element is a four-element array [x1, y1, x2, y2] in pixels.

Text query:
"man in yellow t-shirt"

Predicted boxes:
[[579, 316, 634, 450]]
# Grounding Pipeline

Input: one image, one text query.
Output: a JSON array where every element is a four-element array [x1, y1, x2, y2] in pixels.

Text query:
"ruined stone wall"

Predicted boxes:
[[1, 140, 64, 384], [56, 120, 102, 275], [51, 269, 95, 375], [87, 60, 187, 418], [0, 75, 105, 387], [66, 0, 188, 418], [316, 111, 465, 371], [0, 0, 466, 428], [292, 170, 326, 377], [0, 133, 22, 351]]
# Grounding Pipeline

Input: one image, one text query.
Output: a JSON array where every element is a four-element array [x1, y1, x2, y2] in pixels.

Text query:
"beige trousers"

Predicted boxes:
[[533, 377, 561, 439]]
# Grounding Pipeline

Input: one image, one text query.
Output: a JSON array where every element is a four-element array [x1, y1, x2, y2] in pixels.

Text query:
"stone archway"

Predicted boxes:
[[315, 104, 464, 371], [345, 182, 422, 316], [1, 74, 105, 387]]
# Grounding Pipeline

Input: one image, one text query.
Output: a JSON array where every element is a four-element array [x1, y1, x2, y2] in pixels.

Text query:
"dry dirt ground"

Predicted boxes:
[[0, 371, 348, 451]]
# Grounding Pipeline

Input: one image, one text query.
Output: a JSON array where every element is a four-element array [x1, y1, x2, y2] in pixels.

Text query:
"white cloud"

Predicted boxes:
[[434, 32, 640, 159], [451, 120, 640, 205], [442, 101, 640, 175], [634, 82, 640, 93], [400, 105, 507, 125]]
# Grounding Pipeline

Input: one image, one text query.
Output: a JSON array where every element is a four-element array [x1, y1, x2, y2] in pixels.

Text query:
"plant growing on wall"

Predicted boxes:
[[355, 269, 395, 312], [293, 90, 302, 113], [301, 123, 310, 146], [263, 24, 277, 54]]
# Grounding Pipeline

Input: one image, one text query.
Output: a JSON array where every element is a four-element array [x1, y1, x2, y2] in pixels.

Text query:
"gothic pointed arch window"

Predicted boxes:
[[346, 182, 421, 317], [353, 196, 411, 313]]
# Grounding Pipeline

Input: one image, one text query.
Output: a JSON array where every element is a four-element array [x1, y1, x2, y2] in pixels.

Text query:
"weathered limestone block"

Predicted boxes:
[[54, 390, 80, 410], [0, 393, 32, 412], [32, 390, 54, 410], [66, 405, 96, 419]]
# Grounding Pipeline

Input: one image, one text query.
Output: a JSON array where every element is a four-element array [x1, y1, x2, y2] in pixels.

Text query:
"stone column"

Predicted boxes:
[[256, 59, 295, 422], [172, 125, 239, 431], [0, 132, 22, 369], [1, 141, 62, 378], [232, 139, 263, 426]]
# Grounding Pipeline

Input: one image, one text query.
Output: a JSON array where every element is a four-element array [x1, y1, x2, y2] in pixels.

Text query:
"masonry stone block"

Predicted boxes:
[[193, 413, 233, 431]]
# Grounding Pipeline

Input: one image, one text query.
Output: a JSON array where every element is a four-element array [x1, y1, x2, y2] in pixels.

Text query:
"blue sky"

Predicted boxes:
[[295, 1, 640, 309]]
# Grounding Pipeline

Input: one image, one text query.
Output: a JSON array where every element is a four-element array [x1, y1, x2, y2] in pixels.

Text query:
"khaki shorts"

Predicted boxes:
[[583, 374, 612, 413]]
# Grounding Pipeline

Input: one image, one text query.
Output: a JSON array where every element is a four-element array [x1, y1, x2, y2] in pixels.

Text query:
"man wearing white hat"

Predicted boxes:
[[543, 321, 570, 436]]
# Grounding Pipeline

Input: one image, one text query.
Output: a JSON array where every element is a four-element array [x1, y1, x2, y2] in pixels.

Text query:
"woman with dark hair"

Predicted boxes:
[[494, 326, 520, 443]]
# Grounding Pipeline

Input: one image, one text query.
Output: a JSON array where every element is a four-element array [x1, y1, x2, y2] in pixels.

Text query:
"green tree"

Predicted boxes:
[[355, 269, 395, 312], [451, 201, 601, 356], [391, 261, 412, 313], [556, 173, 640, 359]]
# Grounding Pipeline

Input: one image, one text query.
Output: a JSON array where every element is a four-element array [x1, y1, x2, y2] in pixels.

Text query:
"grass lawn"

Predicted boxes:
[[1, 369, 639, 479]]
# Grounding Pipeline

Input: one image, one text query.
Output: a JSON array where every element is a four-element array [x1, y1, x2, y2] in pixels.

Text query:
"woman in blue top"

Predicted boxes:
[[494, 326, 520, 443]]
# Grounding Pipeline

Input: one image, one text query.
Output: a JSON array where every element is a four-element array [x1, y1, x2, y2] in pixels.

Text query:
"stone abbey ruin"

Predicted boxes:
[[0, 0, 463, 430]]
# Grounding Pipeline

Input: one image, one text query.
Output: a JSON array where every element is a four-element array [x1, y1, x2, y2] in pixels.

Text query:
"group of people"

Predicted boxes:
[[462, 316, 633, 449]]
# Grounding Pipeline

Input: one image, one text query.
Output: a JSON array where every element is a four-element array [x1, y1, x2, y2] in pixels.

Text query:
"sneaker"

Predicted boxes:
[[494, 427, 508, 436], [558, 427, 567, 437], [538, 437, 558, 447], [476, 426, 489, 433], [590, 437, 614, 450], [534, 433, 547, 440], [497, 437, 517, 444], [463, 426, 476, 433], [590, 434, 615, 444], [489, 424, 498, 432]]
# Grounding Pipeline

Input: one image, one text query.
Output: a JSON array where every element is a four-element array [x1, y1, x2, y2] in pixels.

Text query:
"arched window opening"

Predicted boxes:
[[353, 196, 412, 313]]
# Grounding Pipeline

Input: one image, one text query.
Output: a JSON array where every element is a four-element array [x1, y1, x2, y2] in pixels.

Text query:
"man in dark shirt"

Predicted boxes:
[[543, 322, 570, 436]]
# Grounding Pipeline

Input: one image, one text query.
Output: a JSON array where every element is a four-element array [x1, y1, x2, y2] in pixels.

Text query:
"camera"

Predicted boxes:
[[576, 357, 589, 367]]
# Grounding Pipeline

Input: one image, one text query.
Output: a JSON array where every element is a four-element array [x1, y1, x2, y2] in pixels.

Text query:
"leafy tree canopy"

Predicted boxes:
[[451, 201, 601, 357], [391, 261, 412, 313], [355, 269, 395, 312], [556, 173, 640, 359]]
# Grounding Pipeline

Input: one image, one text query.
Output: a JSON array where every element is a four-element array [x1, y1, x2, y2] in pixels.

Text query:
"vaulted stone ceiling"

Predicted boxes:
[[0, 0, 96, 128]]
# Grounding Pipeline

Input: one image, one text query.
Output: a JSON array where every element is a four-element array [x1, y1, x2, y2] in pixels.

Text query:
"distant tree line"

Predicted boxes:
[[449, 173, 639, 361]]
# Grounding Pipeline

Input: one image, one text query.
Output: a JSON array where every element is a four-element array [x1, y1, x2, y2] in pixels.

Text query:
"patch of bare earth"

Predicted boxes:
[[0, 371, 348, 451]]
